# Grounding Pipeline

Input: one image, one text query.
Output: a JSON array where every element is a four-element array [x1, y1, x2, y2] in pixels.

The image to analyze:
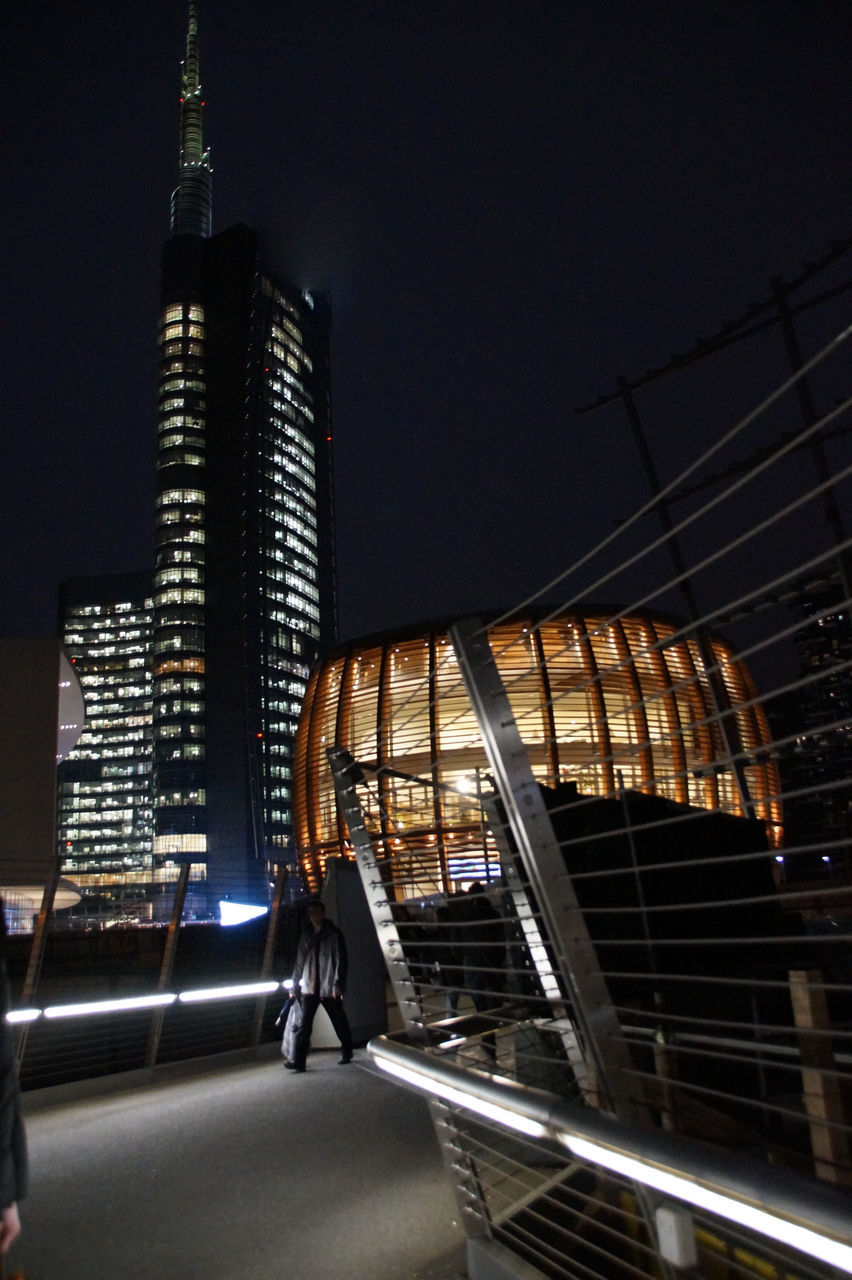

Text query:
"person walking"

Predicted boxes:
[[286, 900, 353, 1072]]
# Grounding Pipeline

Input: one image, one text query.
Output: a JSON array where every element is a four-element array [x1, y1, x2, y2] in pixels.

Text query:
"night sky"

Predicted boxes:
[[3, 1, 852, 646]]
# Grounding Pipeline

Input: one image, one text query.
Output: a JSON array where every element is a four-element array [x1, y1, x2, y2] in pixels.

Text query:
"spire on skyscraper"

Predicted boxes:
[[170, 0, 213, 237]]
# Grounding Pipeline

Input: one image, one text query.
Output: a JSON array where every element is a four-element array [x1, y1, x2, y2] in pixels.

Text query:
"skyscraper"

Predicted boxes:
[[151, 3, 336, 911], [57, 5, 336, 921]]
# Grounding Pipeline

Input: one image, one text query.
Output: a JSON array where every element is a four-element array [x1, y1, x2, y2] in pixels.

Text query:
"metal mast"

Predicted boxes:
[[170, 0, 212, 237]]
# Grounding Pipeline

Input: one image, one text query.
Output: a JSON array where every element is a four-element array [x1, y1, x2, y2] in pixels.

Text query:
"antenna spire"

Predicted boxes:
[[170, 0, 212, 237]]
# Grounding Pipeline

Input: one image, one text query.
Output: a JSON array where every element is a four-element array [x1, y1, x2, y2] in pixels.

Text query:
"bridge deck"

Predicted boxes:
[[15, 1047, 468, 1280]]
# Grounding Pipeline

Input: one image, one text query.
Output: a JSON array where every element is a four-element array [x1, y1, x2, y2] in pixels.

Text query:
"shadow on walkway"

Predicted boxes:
[[15, 1048, 468, 1280]]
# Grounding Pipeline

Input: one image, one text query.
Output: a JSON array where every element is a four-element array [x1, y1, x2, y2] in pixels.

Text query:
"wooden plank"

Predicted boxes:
[[789, 969, 852, 1186]]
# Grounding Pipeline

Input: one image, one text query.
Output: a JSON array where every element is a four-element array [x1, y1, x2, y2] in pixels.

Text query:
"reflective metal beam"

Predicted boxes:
[[450, 616, 645, 1125], [369, 1034, 852, 1276], [327, 746, 427, 1041]]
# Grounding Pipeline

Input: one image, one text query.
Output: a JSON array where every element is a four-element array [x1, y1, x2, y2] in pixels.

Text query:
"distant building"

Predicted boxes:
[[292, 611, 783, 896], [152, 7, 336, 911], [51, 9, 337, 923], [51, 7, 337, 922], [56, 573, 165, 921]]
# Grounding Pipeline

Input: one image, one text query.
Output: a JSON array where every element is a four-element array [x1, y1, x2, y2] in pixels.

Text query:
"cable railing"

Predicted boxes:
[[4, 247, 850, 1278], [10, 977, 284, 1093], [306, 265, 852, 1277], [4, 891, 308, 1091]]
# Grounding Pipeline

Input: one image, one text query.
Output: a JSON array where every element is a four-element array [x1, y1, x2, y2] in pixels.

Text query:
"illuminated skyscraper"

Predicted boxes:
[[152, 5, 336, 910], [57, 573, 157, 919]]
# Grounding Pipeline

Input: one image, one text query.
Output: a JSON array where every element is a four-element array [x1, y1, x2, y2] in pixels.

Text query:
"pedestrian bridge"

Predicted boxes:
[[11, 305, 852, 1280], [16, 1045, 468, 1280]]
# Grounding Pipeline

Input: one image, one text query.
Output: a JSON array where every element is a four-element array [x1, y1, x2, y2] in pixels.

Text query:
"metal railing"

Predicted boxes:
[[5, 245, 850, 1279], [325, 267, 852, 1278], [5, 885, 305, 1091]]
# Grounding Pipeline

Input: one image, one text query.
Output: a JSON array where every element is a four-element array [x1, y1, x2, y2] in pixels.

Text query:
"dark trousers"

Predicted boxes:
[[466, 969, 498, 1061], [294, 994, 352, 1068]]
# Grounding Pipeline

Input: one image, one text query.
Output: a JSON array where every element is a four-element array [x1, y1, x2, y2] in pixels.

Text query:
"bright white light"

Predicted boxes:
[[44, 994, 177, 1019], [179, 981, 279, 1004], [564, 1136, 852, 1275], [6, 1009, 41, 1025], [437, 1036, 467, 1050], [374, 1047, 852, 1275], [375, 1057, 549, 1141], [219, 901, 268, 926]]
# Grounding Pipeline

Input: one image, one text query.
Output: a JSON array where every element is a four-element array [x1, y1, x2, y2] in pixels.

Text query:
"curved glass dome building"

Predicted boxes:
[[293, 611, 782, 896]]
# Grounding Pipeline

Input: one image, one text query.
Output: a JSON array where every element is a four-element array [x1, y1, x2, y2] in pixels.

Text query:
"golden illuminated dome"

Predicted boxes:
[[293, 611, 782, 897]]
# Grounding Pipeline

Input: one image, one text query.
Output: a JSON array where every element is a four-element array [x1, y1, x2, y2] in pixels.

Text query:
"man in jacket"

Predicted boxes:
[[287, 900, 353, 1072]]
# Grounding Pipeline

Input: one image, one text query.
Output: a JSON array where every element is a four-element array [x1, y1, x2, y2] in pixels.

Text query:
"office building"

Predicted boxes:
[[53, 6, 335, 921], [56, 574, 159, 921], [151, 5, 336, 911]]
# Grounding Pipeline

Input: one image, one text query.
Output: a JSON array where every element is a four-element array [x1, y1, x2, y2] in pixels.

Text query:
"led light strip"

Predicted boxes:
[[563, 1136, 852, 1276], [179, 980, 279, 1003], [44, 994, 177, 1019], [6, 1009, 41, 1025], [378, 1056, 549, 1140], [371, 1046, 852, 1276], [9, 980, 284, 1022]]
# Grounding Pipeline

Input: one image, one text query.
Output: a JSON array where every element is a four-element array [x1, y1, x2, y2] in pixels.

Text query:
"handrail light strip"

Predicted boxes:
[[178, 981, 280, 1003], [6, 1009, 41, 1025], [44, 994, 178, 1019], [564, 1136, 852, 1276], [369, 1038, 852, 1276], [26, 980, 284, 1021]]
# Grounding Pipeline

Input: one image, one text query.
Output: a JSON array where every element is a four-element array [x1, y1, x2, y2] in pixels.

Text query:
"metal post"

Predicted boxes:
[[326, 748, 493, 1253], [479, 790, 592, 1099], [145, 861, 191, 1069], [19, 872, 59, 1006], [15, 870, 60, 1067], [450, 616, 649, 1126], [451, 618, 681, 1276], [250, 862, 289, 1048], [429, 1098, 493, 1242], [327, 747, 427, 1042]]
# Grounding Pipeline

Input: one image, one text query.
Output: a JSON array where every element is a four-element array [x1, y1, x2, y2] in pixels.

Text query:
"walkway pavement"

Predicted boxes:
[[14, 1047, 469, 1280]]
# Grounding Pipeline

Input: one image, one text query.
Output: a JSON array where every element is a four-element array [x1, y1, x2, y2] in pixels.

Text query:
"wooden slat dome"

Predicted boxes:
[[293, 612, 782, 896]]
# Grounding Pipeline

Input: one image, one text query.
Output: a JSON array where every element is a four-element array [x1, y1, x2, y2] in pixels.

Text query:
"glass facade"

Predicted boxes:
[[57, 575, 162, 922], [293, 613, 783, 896], [246, 279, 324, 859], [152, 299, 208, 866], [152, 227, 335, 908], [54, 8, 335, 920]]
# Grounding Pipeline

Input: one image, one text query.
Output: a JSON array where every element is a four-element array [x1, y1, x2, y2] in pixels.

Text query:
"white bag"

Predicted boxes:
[[281, 998, 303, 1064]]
